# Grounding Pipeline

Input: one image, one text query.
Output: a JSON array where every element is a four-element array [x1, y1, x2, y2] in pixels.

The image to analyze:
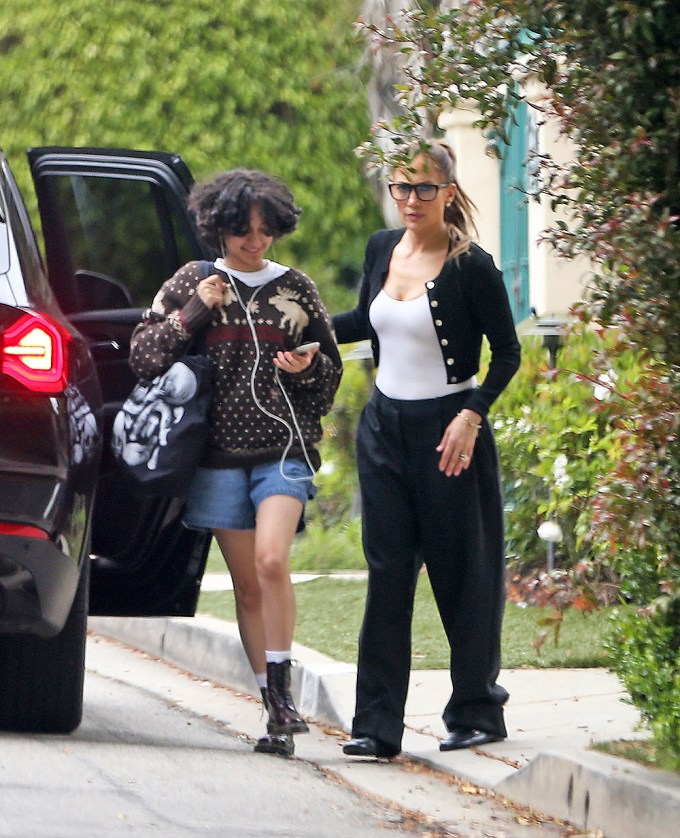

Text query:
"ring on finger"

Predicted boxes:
[[459, 453, 470, 461]]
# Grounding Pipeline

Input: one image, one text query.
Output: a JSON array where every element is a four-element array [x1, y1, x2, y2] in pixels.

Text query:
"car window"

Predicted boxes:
[[0, 201, 21, 306], [0, 161, 53, 309], [49, 173, 196, 307], [0, 189, 9, 275]]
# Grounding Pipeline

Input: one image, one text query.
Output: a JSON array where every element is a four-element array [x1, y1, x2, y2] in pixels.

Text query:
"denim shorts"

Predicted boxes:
[[183, 458, 316, 530]]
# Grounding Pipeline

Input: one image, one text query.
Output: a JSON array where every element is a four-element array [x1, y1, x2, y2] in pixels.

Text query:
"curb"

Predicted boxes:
[[88, 614, 355, 731], [496, 750, 680, 838]]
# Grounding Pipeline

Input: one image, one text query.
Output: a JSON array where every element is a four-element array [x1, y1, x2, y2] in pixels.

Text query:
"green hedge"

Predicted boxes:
[[493, 331, 628, 575], [0, 0, 380, 311], [607, 604, 680, 770]]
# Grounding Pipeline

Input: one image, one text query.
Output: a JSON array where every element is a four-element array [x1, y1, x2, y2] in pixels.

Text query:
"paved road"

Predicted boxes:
[[0, 638, 428, 838], [62, 634, 584, 837]]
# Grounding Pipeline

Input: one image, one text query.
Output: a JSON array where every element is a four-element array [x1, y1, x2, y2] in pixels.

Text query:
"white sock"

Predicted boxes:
[[255, 672, 267, 690], [265, 650, 292, 664]]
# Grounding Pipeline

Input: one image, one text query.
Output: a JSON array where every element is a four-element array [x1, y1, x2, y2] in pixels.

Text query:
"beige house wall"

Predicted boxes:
[[526, 88, 591, 320], [440, 106, 501, 264]]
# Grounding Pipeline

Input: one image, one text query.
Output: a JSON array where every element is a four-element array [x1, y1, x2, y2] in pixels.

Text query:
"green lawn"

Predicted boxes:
[[198, 574, 621, 670]]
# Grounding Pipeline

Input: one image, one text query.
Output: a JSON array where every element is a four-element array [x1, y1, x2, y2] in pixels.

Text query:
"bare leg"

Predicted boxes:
[[254, 494, 303, 651], [213, 524, 299, 753], [255, 495, 308, 735], [212, 528, 265, 675]]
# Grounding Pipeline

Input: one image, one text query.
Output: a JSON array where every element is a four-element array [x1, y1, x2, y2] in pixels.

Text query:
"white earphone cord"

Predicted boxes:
[[226, 272, 317, 482]]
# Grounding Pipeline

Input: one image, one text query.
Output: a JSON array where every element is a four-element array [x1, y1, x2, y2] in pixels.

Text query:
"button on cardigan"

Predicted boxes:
[[332, 228, 521, 417]]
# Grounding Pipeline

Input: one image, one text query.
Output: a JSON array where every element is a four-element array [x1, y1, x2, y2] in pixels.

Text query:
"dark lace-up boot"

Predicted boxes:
[[266, 660, 309, 735], [254, 688, 295, 757]]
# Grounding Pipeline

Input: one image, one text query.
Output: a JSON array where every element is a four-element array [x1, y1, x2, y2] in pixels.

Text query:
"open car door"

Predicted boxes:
[[28, 147, 213, 616]]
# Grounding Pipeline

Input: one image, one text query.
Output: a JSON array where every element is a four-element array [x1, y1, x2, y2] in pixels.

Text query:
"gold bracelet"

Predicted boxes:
[[458, 412, 482, 431]]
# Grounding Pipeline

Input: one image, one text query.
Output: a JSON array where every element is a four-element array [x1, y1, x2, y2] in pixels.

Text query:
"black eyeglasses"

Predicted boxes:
[[388, 182, 450, 202]]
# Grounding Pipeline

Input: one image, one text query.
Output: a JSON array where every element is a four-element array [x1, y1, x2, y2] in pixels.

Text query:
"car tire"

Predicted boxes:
[[0, 557, 90, 734]]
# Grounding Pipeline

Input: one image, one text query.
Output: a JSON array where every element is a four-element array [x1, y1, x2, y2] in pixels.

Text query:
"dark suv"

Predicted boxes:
[[0, 147, 214, 733]]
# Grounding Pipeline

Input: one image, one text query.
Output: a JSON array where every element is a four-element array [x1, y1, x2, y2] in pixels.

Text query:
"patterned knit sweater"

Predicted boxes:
[[129, 261, 342, 469]]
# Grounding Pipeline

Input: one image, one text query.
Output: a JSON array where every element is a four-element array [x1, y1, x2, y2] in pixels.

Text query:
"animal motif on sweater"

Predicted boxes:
[[217, 284, 239, 325], [269, 287, 309, 336]]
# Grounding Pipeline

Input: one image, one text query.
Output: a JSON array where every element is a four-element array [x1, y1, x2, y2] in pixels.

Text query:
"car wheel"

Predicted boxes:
[[0, 557, 90, 734]]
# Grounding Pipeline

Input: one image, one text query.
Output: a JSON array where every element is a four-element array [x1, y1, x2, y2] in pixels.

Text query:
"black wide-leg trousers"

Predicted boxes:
[[352, 387, 509, 752]]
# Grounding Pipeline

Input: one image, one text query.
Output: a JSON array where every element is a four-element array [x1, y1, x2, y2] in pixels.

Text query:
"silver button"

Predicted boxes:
[[435, 319, 443, 326], [450, 376, 458, 383], [446, 358, 454, 366], [426, 281, 435, 289], [430, 300, 439, 308], [441, 338, 448, 346]]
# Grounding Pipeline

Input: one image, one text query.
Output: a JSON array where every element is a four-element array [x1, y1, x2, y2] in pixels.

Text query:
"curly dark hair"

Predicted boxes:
[[187, 169, 301, 251]]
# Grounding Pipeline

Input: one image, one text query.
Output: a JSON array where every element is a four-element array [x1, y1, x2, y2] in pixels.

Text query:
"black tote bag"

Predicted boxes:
[[111, 261, 215, 496], [111, 352, 213, 496]]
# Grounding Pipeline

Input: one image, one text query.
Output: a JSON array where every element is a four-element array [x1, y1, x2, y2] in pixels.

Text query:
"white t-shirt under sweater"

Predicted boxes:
[[370, 290, 475, 400], [214, 257, 289, 287]]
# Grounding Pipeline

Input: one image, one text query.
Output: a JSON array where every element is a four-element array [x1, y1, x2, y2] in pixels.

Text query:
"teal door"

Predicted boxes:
[[500, 100, 530, 322]]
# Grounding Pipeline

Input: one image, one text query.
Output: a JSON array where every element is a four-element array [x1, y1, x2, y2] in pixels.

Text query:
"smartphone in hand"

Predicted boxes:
[[293, 341, 320, 355]]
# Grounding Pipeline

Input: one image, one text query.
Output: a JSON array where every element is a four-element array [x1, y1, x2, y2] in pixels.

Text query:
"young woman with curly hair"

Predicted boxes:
[[130, 168, 342, 757]]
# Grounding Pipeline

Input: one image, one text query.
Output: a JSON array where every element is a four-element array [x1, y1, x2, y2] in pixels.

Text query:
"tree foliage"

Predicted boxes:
[[356, 0, 679, 757], [0, 0, 381, 309]]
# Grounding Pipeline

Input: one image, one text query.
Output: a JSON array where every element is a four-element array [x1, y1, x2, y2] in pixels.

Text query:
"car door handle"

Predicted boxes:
[[89, 340, 122, 360]]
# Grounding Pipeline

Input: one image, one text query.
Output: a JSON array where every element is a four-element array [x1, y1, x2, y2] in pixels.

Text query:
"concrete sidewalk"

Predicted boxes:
[[89, 575, 680, 838]]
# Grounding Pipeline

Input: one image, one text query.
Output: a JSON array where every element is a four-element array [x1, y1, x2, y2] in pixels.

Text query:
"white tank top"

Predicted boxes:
[[370, 290, 475, 400]]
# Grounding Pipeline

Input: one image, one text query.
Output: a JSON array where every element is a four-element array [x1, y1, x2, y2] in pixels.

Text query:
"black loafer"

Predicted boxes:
[[342, 736, 399, 759], [439, 729, 503, 751]]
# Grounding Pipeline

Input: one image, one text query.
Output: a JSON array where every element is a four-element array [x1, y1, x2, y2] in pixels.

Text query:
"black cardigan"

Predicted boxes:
[[332, 228, 521, 418]]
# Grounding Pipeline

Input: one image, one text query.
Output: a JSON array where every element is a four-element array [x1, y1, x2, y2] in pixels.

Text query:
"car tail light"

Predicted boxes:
[[0, 522, 49, 540], [1, 311, 70, 393]]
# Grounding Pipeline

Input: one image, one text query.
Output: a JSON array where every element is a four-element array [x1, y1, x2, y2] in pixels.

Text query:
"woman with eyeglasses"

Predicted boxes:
[[333, 141, 520, 758]]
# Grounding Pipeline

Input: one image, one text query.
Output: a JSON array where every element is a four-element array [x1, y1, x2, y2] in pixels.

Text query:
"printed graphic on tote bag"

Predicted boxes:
[[65, 383, 99, 465], [112, 361, 199, 471]]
